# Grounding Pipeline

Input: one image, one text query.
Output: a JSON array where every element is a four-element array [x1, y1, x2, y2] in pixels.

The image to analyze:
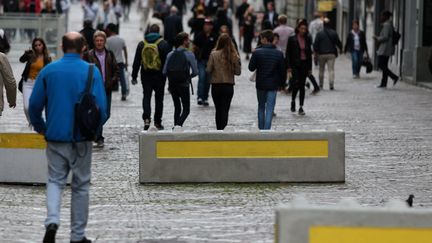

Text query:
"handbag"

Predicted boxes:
[[18, 78, 24, 93], [362, 57, 373, 73]]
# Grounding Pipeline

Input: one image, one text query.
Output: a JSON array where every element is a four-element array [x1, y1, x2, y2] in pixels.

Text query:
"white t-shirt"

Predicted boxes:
[[352, 30, 360, 51], [106, 35, 126, 64]]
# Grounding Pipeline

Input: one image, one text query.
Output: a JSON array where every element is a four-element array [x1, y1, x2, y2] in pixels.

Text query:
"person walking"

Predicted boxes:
[[313, 17, 342, 90], [29, 31, 107, 243], [248, 30, 285, 130], [242, 6, 256, 60], [374, 11, 399, 88], [193, 18, 218, 106], [344, 20, 368, 79], [163, 32, 198, 128], [163, 6, 183, 50], [82, 0, 99, 28], [83, 30, 119, 147], [0, 52, 17, 117], [132, 24, 171, 130], [273, 15, 294, 55], [19, 37, 52, 126], [80, 20, 96, 51], [206, 34, 241, 130], [235, 0, 249, 50], [286, 20, 313, 116], [95, 1, 117, 30], [106, 23, 129, 101], [262, 1, 278, 30], [120, 0, 132, 21]]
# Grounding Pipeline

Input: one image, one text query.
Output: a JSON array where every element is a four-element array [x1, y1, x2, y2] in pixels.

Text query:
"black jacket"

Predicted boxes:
[[262, 11, 278, 29], [344, 30, 368, 54], [19, 51, 52, 81], [80, 27, 96, 50], [313, 27, 342, 56], [248, 44, 286, 90], [132, 33, 171, 82], [164, 14, 183, 47], [285, 34, 313, 71]]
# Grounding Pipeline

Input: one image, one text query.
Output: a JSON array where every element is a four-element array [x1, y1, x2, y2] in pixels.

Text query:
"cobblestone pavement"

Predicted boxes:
[[1, 3, 432, 242]]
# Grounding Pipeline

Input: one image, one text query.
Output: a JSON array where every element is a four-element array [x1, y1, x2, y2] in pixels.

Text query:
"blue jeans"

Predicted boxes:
[[197, 60, 210, 101], [45, 141, 92, 241], [118, 63, 128, 97], [256, 89, 277, 130], [351, 50, 363, 75]]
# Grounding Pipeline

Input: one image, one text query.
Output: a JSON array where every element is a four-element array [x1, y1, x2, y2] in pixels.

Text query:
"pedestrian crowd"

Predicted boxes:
[[0, 0, 402, 242]]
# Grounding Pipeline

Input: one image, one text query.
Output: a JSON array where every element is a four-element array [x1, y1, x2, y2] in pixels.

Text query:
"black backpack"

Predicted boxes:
[[166, 49, 191, 85], [74, 64, 101, 141]]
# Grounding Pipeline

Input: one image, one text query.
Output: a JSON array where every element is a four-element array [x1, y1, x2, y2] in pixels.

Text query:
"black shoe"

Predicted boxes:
[[43, 223, 58, 243], [393, 77, 399, 86], [290, 102, 296, 112], [71, 237, 91, 243], [245, 54, 250, 60], [197, 99, 203, 105], [121, 95, 126, 101], [203, 100, 209, 106], [154, 123, 164, 130], [377, 85, 386, 88], [298, 107, 305, 116], [305, 82, 310, 89], [144, 119, 150, 130], [330, 86, 334, 90], [311, 89, 320, 95]]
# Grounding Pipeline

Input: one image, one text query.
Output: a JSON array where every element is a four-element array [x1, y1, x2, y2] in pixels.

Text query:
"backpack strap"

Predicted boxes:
[[85, 64, 94, 94]]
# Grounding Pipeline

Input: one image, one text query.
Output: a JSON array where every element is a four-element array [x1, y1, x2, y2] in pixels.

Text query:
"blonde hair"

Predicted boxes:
[[213, 34, 239, 73], [93, 30, 107, 41]]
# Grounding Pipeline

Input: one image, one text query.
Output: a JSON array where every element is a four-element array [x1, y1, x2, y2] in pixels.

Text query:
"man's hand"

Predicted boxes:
[[131, 79, 138, 85]]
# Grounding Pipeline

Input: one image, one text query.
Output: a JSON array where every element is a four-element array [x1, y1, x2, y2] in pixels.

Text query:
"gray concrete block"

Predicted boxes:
[[139, 130, 345, 183], [276, 200, 432, 243]]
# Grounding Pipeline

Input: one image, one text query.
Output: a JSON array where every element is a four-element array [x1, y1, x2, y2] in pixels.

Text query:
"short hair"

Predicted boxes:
[[273, 32, 280, 39], [62, 34, 85, 53], [93, 30, 106, 41], [278, 15, 287, 25], [260, 29, 274, 43], [382, 10, 392, 20], [149, 24, 160, 33], [106, 23, 117, 33], [83, 19, 93, 28], [323, 17, 331, 27], [175, 32, 189, 48]]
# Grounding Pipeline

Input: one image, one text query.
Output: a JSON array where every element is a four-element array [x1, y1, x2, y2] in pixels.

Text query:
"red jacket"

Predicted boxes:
[[24, 0, 41, 13]]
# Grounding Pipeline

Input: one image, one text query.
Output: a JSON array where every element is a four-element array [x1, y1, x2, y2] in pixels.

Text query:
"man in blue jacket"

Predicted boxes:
[[29, 32, 107, 243], [249, 29, 286, 130]]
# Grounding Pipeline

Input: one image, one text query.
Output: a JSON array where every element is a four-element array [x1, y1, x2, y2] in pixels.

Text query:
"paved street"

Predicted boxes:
[[1, 3, 432, 242]]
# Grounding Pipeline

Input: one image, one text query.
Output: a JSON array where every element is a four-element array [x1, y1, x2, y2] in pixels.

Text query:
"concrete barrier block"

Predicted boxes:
[[1, 133, 49, 184], [139, 130, 345, 183], [275, 198, 432, 243]]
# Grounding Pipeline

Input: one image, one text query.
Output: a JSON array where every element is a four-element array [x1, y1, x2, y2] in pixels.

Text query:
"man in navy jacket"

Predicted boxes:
[[249, 30, 286, 130], [29, 32, 107, 243]]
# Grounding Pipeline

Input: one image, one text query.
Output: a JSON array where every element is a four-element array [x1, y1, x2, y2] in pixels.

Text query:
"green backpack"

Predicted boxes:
[[141, 38, 163, 71]]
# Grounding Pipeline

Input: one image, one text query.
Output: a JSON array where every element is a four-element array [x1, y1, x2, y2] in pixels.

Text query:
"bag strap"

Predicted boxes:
[[85, 64, 94, 94]]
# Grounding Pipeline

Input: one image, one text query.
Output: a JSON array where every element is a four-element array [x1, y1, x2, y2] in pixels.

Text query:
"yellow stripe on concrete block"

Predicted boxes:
[[0, 133, 46, 149], [156, 140, 328, 158], [310, 226, 432, 243]]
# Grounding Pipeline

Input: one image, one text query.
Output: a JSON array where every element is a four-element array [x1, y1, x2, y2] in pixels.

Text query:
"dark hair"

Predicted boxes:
[[0, 35, 10, 54], [31, 37, 50, 61], [295, 19, 308, 34], [175, 32, 189, 48], [273, 33, 280, 39], [83, 20, 93, 28], [262, 20, 272, 31], [382, 11, 392, 20], [352, 20, 359, 26], [62, 34, 85, 53], [278, 15, 287, 25], [149, 24, 160, 33], [106, 23, 117, 33], [260, 29, 274, 43]]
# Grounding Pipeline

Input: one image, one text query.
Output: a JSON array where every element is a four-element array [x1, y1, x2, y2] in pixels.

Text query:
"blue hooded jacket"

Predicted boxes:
[[29, 53, 107, 142]]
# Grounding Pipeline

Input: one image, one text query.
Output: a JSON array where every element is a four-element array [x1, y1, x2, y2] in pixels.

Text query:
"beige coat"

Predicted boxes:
[[206, 50, 241, 84], [0, 52, 17, 116]]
